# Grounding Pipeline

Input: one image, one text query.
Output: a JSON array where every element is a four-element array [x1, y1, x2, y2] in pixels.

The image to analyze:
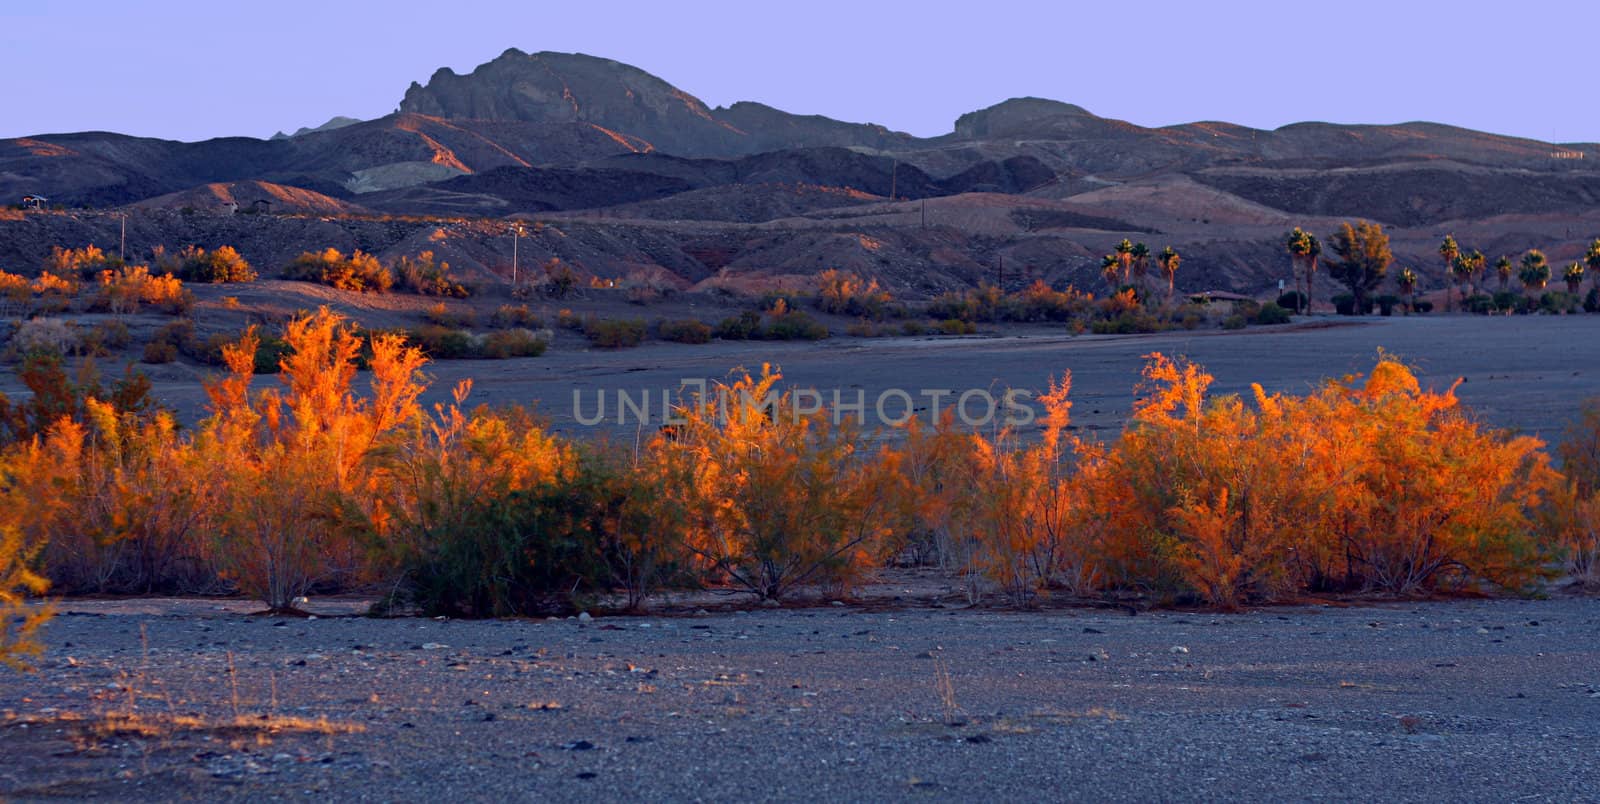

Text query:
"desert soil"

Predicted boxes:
[[2, 593, 1598, 801]]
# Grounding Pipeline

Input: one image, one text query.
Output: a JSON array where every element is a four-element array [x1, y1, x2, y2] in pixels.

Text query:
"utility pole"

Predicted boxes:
[[511, 223, 525, 286]]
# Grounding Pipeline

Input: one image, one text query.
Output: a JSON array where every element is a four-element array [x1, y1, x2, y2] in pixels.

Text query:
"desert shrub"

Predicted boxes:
[[482, 328, 548, 359], [761, 309, 829, 340], [1098, 354, 1557, 605], [78, 319, 133, 357], [44, 245, 121, 280], [937, 318, 977, 335], [538, 259, 579, 299], [422, 302, 477, 329], [845, 319, 888, 338], [1254, 302, 1292, 325], [584, 317, 647, 348], [0, 522, 50, 669], [202, 312, 428, 611], [490, 304, 540, 329], [29, 273, 77, 312], [89, 265, 193, 315], [173, 245, 256, 283], [555, 309, 583, 331], [8, 318, 76, 358], [408, 325, 482, 359], [283, 248, 392, 293], [141, 340, 177, 364], [714, 311, 762, 340], [0, 271, 31, 318], [900, 319, 927, 336], [622, 273, 675, 304], [658, 318, 712, 344], [815, 269, 892, 319], [647, 366, 898, 600], [392, 251, 470, 297], [1219, 314, 1247, 330]]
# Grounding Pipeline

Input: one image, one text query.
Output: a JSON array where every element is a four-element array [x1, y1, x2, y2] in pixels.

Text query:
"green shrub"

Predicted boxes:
[[1221, 313, 1248, 330], [584, 317, 647, 349], [1414, 299, 1434, 313], [1540, 291, 1578, 314], [1276, 291, 1308, 312], [714, 311, 762, 340], [1585, 287, 1600, 313], [1254, 302, 1292, 325], [937, 318, 977, 335], [900, 319, 927, 336], [658, 319, 712, 344], [403, 475, 610, 617], [1463, 293, 1495, 315]]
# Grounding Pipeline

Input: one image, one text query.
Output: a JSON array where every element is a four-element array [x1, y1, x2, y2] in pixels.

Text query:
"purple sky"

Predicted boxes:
[[4, 1, 1596, 144]]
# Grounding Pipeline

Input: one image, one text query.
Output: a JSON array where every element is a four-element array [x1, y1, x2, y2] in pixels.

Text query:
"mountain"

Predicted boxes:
[[3, 50, 1599, 299], [270, 116, 364, 140], [397, 49, 911, 156]]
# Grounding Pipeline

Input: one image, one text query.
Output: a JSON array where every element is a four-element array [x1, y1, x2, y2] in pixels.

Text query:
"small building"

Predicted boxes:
[[21, 194, 47, 210], [1187, 290, 1256, 305]]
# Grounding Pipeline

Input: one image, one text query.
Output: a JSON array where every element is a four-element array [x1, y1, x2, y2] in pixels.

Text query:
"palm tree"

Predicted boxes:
[[1586, 239, 1600, 277], [1438, 235, 1460, 311], [1157, 246, 1181, 305], [1495, 255, 1514, 293], [1114, 239, 1134, 284], [1450, 254, 1473, 308], [1396, 267, 1418, 313], [1284, 227, 1320, 313], [1129, 242, 1151, 295], [1466, 249, 1486, 298], [1565, 262, 1586, 295], [1100, 254, 1121, 293], [1519, 250, 1551, 303]]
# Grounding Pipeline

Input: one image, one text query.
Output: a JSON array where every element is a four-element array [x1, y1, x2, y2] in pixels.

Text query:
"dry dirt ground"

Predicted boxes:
[[2, 594, 1598, 801]]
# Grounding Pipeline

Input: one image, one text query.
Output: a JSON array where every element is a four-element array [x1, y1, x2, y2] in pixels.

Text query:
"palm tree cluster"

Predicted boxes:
[[1284, 227, 1600, 314], [1099, 239, 1184, 304]]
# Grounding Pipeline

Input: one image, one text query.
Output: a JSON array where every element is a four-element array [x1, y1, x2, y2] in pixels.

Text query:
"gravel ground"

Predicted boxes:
[[3, 595, 1599, 802]]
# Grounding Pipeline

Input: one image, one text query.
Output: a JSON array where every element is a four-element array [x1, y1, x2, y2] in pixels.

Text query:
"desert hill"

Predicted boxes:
[[3, 49, 1599, 299]]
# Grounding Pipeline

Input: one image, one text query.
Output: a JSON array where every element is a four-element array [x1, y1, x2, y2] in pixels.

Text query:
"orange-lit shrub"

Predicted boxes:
[[44, 244, 120, 280], [284, 248, 392, 293], [91, 265, 194, 315], [648, 366, 899, 600], [1099, 354, 1556, 604], [200, 309, 427, 611]]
